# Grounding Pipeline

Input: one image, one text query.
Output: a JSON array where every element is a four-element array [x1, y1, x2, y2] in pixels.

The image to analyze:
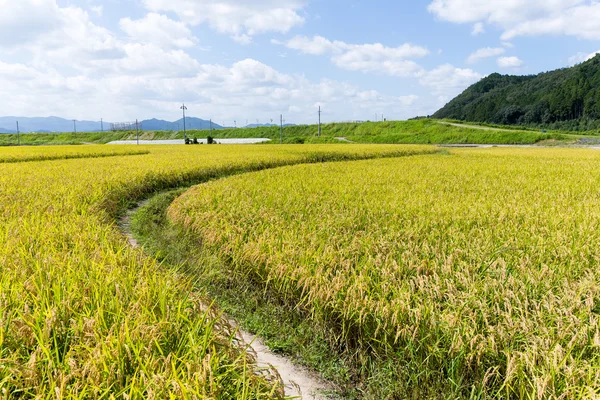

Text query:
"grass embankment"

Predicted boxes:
[[168, 148, 600, 398], [439, 119, 598, 138], [0, 144, 435, 398], [0, 118, 585, 146], [193, 119, 571, 144]]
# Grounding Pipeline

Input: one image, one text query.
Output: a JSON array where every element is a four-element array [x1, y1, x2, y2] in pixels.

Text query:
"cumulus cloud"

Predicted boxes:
[[0, 0, 62, 46], [497, 56, 524, 68], [471, 22, 485, 36], [0, 0, 125, 68], [467, 47, 505, 64], [275, 34, 481, 104], [419, 64, 483, 101], [0, 1, 428, 123], [275, 35, 429, 77], [120, 13, 198, 48], [90, 5, 103, 16], [0, 56, 424, 123], [568, 50, 600, 65], [141, 0, 307, 42], [428, 0, 600, 40], [0, 0, 483, 124]]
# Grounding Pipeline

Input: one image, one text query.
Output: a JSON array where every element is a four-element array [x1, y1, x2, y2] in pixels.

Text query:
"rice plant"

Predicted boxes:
[[169, 148, 600, 398], [0, 144, 431, 398]]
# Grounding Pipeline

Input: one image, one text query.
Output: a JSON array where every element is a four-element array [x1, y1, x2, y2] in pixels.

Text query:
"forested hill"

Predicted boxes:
[[433, 55, 600, 131]]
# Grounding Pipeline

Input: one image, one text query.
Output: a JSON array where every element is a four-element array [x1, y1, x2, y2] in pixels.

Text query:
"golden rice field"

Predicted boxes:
[[0, 146, 150, 163], [0, 144, 431, 398], [169, 148, 600, 399]]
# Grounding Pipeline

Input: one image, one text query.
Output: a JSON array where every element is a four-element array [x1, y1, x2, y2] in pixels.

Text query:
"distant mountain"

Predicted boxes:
[[0, 116, 292, 133], [433, 54, 600, 131], [141, 118, 224, 131], [0, 116, 225, 133], [0, 116, 104, 133]]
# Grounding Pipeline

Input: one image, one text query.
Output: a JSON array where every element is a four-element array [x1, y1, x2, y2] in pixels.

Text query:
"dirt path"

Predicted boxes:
[[437, 121, 533, 133], [119, 201, 332, 400]]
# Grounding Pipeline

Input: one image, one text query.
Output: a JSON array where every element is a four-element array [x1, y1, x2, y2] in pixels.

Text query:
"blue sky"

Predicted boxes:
[[1, 0, 600, 125]]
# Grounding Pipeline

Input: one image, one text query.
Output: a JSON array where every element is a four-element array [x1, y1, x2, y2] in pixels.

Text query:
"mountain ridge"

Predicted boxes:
[[0, 116, 225, 133], [433, 54, 600, 131]]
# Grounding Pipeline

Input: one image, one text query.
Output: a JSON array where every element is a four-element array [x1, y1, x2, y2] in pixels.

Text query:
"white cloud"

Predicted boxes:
[[232, 34, 253, 45], [428, 0, 600, 40], [120, 13, 198, 48], [0, 0, 62, 46], [0, 16, 423, 123], [467, 47, 505, 64], [142, 0, 307, 42], [0, 1, 123, 68], [497, 56, 524, 68], [277, 35, 483, 108], [117, 44, 201, 77], [568, 50, 600, 65], [471, 22, 485, 36], [0, 0, 478, 125], [91, 5, 103, 16], [419, 64, 483, 99], [276, 35, 429, 77], [500, 4, 600, 40], [274, 36, 337, 55]]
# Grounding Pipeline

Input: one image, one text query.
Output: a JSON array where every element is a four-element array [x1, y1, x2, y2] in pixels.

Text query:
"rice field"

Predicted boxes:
[[0, 144, 432, 398], [169, 148, 600, 398], [0, 145, 149, 163]]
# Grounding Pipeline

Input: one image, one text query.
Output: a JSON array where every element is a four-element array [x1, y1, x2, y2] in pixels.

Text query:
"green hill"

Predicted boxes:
[[433, 55, 600, 131]]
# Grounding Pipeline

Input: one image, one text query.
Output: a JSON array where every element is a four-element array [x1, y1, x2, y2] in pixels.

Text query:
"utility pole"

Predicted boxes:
[[280, 114, 283, 144], [136, 119, 139, 145], [16, 121, 20, 146], [101, 118, 103, 132], [234, 120, 237, 128], [246, 119, 248, 127], [318, 106, 322, 137], [73, 120, 77, 134], [210, 119, 213, 135], [180, 104, 187, 142]]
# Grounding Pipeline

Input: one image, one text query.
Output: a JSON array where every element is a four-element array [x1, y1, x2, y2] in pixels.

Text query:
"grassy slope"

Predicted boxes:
[[0, 118, 591, 146]]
